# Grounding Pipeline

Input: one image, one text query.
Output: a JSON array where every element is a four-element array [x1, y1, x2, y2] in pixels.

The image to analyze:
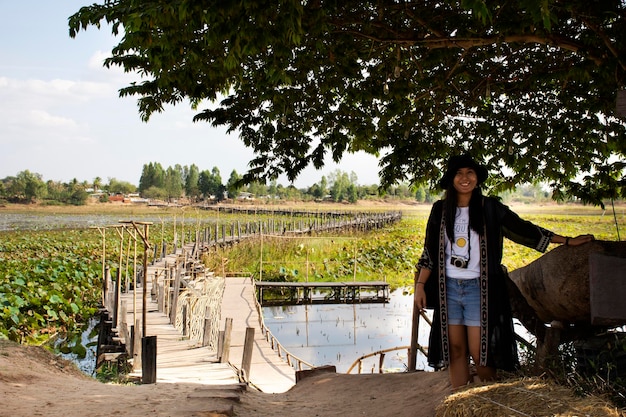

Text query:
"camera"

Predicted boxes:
[[451, 256, 469, 269]]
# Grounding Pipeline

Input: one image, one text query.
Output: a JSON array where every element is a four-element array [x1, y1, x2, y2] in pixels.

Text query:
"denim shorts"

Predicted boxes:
[[446, 277, 480, 327]]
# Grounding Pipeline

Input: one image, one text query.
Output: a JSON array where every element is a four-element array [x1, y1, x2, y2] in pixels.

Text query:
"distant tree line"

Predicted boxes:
[[2, 162, 528, 206], [0, 170, 135, 205], [135, 162, 441, 204]]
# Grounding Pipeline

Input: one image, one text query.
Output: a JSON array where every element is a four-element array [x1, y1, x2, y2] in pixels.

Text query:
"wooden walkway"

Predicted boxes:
[[122, 293, 239, 385], [118, 256, 296, 393], [255, 280, 389, 305], [221, 276, 296, 393], [104, 209, 403, 394]]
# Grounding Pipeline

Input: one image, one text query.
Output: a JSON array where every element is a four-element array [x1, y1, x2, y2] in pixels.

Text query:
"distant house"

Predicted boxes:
[[108, 194, 126, 202], [237, 192, 254, 200]]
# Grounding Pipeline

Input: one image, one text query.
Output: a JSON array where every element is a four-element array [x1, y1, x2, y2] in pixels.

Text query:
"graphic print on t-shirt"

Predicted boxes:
[[453, 208, 470, 259]]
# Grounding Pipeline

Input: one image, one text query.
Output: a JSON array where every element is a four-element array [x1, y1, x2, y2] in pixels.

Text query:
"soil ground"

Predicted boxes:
[[0, 340, 450, 417]]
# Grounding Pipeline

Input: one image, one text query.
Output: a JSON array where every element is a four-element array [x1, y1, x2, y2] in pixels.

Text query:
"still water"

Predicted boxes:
[[261, 289, 435, 373], [0, 212, 165, 231]]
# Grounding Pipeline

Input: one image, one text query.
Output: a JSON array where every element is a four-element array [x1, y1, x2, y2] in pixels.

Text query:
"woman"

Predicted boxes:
[[415, 154, 594, 388]]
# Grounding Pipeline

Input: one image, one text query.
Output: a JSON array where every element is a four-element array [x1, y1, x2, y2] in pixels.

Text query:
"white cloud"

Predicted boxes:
[[29, 110, 79, 129], [88, 50, 110, 70]]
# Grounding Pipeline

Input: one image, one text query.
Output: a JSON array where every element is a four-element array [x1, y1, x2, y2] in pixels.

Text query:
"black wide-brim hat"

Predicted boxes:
[[439, 154, 489, 189]]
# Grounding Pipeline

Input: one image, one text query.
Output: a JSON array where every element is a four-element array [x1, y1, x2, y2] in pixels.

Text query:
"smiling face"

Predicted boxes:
[[453, 167, 478, 199]]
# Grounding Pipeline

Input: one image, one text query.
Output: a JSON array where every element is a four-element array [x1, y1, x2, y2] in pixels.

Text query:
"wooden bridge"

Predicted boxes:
[[255, 280, 389, 305], [96, 208, 402, 393], [106, 251, 298, 392]]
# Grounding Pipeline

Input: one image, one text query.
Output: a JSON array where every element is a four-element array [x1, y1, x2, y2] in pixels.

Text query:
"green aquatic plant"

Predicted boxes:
[[0, 230, 102, 348]]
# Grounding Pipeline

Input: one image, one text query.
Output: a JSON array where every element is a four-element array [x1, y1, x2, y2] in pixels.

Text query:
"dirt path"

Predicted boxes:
[[0, 340, 450, 417]]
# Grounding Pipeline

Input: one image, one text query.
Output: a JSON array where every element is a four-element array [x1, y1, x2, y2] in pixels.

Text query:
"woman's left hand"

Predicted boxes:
[[566, 234, 595, 246]]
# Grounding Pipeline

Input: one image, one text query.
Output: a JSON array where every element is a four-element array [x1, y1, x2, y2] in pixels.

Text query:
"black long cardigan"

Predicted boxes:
[[416, 196, 553, 371]]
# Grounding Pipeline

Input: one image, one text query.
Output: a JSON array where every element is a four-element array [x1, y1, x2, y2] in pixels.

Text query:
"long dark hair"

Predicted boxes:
[[444, 186, 484, 240]]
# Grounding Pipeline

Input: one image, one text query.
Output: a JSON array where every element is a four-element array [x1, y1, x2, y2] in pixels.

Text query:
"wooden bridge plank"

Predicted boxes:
[[220, 276, 296, 393]]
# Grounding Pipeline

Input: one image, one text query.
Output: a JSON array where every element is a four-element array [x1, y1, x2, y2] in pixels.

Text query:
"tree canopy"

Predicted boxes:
[[69, 1, 626, 205]]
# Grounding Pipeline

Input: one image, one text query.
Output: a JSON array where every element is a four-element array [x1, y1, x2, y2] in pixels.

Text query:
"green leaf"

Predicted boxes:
[[49, 295, 62, 304], [46, 309, 59, 321], [13, 296, 25, 307], [71, 343, 87, 359]]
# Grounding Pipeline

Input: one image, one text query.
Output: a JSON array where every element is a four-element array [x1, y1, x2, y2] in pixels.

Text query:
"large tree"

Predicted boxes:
[[138, 162, 165, 194], [164, 164, 184, 200], [69, 1, 626, 205], [6, 170, 47, 203], [184, 163, 201, 200]]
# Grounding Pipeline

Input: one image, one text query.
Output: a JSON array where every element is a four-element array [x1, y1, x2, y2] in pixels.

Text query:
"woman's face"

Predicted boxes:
[[453, 167, 478, 196]]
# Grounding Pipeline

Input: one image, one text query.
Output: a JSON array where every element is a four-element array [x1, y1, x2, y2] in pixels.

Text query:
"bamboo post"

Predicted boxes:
[[132, 317, 142, 370], [202, 305, 212, 347], [259, 231, 263, 281], [100, 227, 106, 302], [173, 214, 177, 250], [220, 318, 233, 363], [170, 264, 182, 325], [241, 327, 255, 382], [157, 283, 164, 312], [113, 225, 125, 328], [141, 223, 150, 338], [408, 270, 421, 372], [90, 226, 107, 306], [124, 233, 132, 293], [217, 330, 224, 360], [181, 209, 185, 247], [353, 244, 357, 282], [119, 221, 152, 341], [132, 228, 138, 325], [142, 335, 157, 384], [160, 217, 164, 261]]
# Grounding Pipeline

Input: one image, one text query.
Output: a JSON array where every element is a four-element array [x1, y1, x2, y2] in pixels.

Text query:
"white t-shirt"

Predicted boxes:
[[444, 207, 480, 279]]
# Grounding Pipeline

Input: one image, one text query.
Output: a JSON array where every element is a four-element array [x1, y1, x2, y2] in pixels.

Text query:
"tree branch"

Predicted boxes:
[[579, 16, 626, 71], [332, 25, 604, 66]]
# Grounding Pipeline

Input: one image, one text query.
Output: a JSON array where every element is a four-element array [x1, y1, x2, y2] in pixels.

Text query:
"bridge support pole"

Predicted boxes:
[[408, 271, 421, 372], [142, 335, 157, 384], [133, 318, 142, 371], [220, 318, 233, 363], [241, 327, 255, 382]]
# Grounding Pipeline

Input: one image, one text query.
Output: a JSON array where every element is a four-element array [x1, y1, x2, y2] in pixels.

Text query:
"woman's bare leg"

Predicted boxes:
[[448, 325, 471, 388], [467, 326, 496, 382]]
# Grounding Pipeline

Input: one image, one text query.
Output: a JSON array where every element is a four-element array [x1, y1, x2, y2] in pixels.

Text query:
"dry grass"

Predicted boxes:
[[436, 377, 623, 417]]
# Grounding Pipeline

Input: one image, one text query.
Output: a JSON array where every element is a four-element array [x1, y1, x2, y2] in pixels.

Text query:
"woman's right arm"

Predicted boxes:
[[415, 268, 431, 312]]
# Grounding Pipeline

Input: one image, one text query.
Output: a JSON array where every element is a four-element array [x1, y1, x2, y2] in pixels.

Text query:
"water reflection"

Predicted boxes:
[[261, 289, 434, 373]]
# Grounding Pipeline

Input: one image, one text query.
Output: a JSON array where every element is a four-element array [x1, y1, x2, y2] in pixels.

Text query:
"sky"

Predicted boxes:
[[0, 1, 381, 188]]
